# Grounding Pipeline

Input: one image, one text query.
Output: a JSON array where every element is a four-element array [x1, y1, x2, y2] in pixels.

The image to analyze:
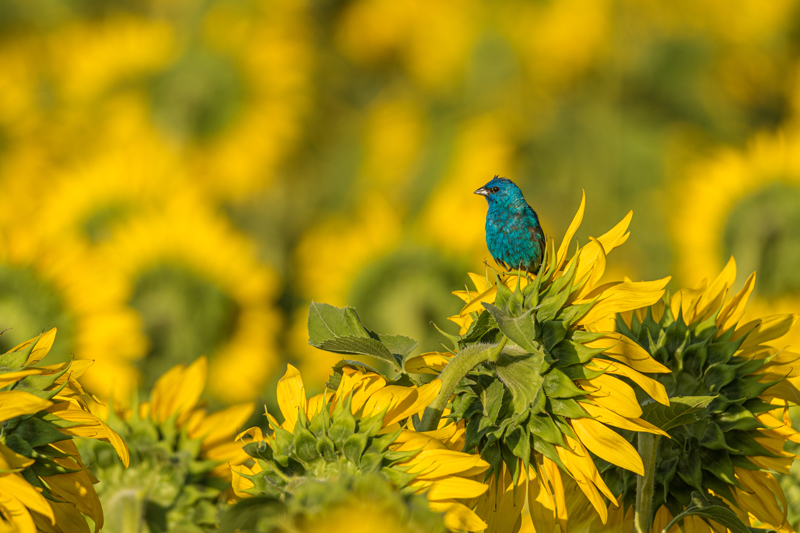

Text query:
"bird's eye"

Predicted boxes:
[[492, 186, 500, 193]]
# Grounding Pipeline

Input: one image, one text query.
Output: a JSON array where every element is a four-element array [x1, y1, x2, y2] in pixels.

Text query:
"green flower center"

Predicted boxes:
[[82, 202, 132, 243], [130, 263, 239, 392], [149, 48, 244, 142], [724, 181, 800, 297]]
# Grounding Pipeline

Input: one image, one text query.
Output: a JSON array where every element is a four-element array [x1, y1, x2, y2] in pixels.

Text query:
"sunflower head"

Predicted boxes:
[[609, 257, 800, 531], [232, 364, 490, 532], [387, 194, 676, 530], [0, 328, 128, 533], [221, 472, 448, 533], [80, 356, 254, 533]]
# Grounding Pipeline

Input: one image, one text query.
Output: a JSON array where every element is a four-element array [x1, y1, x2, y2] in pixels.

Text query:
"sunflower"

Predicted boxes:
[[0, 219, 147, 370], [85, 193, 281, 403], [167, 0, 312, 201], [405, 192, 672, 530], [591, 257, 800, 532], [221, 472, 450, 533], [0, 327, 129, 533], [673, 130, 800, 294], [230, 364, 490, 532], [80, 357, 254, 533]]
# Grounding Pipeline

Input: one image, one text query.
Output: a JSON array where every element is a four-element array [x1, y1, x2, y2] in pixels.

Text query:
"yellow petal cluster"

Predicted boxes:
[[0, 328, 128, 533]]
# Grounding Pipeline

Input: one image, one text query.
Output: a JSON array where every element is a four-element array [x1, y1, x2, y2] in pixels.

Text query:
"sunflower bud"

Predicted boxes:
[[232, 364, 490, 532]]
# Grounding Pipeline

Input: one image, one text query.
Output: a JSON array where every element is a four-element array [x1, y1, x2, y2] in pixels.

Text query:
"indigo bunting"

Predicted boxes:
[[475, 176, 545, 274]]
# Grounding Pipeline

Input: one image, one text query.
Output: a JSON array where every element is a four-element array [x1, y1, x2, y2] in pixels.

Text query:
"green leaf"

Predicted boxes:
[[551, 340, 605, 367], [542, 368, 586, 398], [642, 396, 716, 431], [528, 414, 564, 446], [483, 304, 538, 353], [660, 492, 774, 533], [0, 336, 38, 370], [12, 417, 70, 448], [343, 432, 368, 463], [481, 379, 506, 425], [378, 333, 418, 364], [541, 321, 567, 352], [547, 398, 590, 419], [308, 302, 371, 342], [460, 310, 498, 345], [307, 302, 404, 370], [492, 351, 547, 413]]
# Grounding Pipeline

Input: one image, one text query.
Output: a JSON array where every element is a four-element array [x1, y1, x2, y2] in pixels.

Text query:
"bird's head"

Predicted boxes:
[[474, 176, 526, 207]]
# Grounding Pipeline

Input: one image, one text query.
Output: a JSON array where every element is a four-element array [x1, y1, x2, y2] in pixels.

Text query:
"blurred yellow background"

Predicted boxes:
[[1, 0, 800, 405]]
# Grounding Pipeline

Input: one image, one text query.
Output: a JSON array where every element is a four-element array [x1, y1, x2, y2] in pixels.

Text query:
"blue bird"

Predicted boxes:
[[475, 176, 545, 274]]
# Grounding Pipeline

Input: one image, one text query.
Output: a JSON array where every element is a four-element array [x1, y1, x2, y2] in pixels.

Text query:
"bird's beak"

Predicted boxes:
[[474, 187, 489, 196]]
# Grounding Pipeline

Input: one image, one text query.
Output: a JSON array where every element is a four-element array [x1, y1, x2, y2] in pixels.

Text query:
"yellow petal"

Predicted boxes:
[[231, 461, 262, 498], [48, 403, 130, 467], [416, 476, 488, 501], [190, 403, 254, 449], [0, 443, 33, 471], [527, 463, 556, 533], [738, 314, 799, 350], [572, 418, 644, 475], [579, 374, 642, 418], [0, 368, 48, 389], [556, 190, 586, 271], [25, 328, 58, 366], [277, 364, 306, 432], [404, 352, 452, 375], [716, 272, 756, 334], [597, 211, 632, 255], [384, 380, 441, 425], [694, 257, 736, 323], [43, 470, 104, 528], [0, 391, 53, 422], [351, 374, 387, 414], [474, 461, 527, 533], [733, 468, 787, 529], [406, 449, 489, 480], [0, 473, 54, 525], [652, 506, 673, 533], [556, 436, 612, 523], [586, 333, 670, 374], [573, 237, 607, 300], [428, 501, 487, 532], [468, 272, 490, 293], [151, 357, 207, 424], [577, 278, 669, 328], [580, 403, 668, 437], [0, 491, 37, 533], [587, 358, 669, 405], [49, 501, 91, 533]]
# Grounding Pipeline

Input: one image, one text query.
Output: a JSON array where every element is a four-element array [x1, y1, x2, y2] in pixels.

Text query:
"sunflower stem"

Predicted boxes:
[[417, 336, 507, 432], [635, 433, 659, 533]]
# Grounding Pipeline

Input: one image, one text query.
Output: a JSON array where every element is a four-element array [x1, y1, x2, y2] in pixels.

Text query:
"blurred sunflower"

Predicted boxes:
[[591, 258, 800, 532], [147, 0, 312, 201], [416, 114, 517, 262], [0, 328, 129, 533], [231, 364, 490, 532], [406, 193, 672, 530], [335, 0, 479, 91], [87, 194, 282, 403], [81, 357, 254, 533], [673, 130, 800, 297], [0, 221, 146, 368]]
